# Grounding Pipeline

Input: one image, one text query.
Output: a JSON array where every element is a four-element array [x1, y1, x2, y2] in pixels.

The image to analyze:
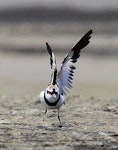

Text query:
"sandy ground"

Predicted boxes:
[[0, 95, 118, 150], [0, 53, 118, 149]]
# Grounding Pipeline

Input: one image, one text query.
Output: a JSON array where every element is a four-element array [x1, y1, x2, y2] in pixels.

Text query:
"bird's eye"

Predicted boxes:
[[47, 91, 51, 94]]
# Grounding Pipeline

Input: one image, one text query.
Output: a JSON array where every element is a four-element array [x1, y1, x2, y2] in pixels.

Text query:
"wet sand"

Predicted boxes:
[[0, 53, 118, 98]]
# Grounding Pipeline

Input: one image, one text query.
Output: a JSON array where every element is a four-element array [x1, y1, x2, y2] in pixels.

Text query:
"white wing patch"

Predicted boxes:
[[58, 59, 75, 95]]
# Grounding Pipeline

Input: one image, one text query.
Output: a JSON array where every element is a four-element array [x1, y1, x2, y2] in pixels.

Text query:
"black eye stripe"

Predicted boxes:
[[47, 90, 58, 95], [54, 91, 57, 95], [47, 91, 51, 94]]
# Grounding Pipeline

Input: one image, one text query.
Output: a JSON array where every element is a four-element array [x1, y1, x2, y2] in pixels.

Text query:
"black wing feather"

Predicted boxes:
[[46, 42, 53, 68], [71, 29, 92, 62]]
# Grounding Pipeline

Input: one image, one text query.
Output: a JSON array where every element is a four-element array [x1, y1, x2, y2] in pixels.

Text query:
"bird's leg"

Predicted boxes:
[[42, 109, 47, 122], [58, 109, 62, 128], [45, 109, 47, 114]]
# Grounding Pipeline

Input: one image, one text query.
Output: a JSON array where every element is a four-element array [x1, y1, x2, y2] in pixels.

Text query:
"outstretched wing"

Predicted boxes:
[[46, 42, 57, 85], [46, 42, 56, 69], [57, 30, 92, 95]]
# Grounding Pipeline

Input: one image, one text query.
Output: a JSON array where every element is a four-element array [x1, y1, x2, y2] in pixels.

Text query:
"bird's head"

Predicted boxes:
[[46, 84, 59, 98]]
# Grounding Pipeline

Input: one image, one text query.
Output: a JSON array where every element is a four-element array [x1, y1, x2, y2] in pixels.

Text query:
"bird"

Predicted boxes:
[[39, 29, 92, 127]]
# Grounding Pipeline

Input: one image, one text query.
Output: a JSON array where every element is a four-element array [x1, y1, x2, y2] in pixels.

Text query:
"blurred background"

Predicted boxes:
[[0, 0, 118, 98]]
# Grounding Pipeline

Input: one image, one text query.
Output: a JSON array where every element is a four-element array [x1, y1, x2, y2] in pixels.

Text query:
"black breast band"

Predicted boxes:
[[44, 94, 60, 106]]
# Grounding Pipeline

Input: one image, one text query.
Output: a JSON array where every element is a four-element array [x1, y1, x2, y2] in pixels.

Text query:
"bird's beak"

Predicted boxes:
[[52, 93, 57, 98]]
